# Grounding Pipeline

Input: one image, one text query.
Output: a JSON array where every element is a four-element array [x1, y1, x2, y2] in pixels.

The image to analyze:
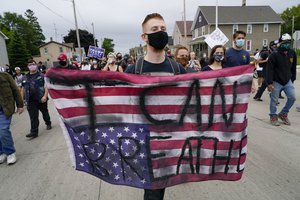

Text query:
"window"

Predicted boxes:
[[233, 24, 238, 34], [247, 24, 252, 34], [195, 29, 199, 38], [198, 16, 202, 23], [201, 26, 205, 36], [263, 24, 268, 32], [246, 40, 252, 51], [44, 47, 48, 54], [263, 39, 268, 46], [59, 47, 63, 53]]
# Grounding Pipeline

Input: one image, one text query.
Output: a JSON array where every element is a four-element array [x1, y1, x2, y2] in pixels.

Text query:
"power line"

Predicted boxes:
[[35, 0, 74, 25]]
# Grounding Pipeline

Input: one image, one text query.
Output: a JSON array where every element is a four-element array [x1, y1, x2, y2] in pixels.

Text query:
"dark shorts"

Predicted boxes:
[[257, 70, 264, 78]]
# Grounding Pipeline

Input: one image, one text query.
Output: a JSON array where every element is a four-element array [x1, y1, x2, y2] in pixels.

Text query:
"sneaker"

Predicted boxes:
[[278, 113, 291, 125], [46, 124, 52, 130], [270, 116, 280, 126], [7, 153, 17, 165], [26, 133, 38, 138], [253, 97, 263, 101], [0, 154, 7, 164]]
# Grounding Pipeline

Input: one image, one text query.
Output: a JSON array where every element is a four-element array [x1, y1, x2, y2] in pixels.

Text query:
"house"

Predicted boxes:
[[33, 39, 74, 67], [0, 31, 9, 67], [172, 21, 193, 49], [189, 5, 283, 57]]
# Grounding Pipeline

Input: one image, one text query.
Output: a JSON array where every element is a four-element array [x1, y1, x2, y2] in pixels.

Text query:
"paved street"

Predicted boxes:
[[1, 71, 300, 200]]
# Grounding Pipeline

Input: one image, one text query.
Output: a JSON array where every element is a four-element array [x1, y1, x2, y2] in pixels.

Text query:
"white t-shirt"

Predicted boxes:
[[254, 52, 263, 71]]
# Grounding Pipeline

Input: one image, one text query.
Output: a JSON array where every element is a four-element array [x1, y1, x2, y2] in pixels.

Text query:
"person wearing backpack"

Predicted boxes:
[[125, 13, 186, 200]]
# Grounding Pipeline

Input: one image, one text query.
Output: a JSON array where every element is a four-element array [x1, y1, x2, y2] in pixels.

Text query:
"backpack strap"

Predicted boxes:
[[135, 57, 144, 74], [166, 56, 180, 75]]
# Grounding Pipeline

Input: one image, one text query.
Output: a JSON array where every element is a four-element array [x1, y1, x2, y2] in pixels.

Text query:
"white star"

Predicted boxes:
[[114, 175, 120, 180], [80, 132, 85, 136], [78, 153, 84, 158], [117, 133, 122, 138], [97, 152, 102, 157], [139, 140, 145, 145], [124, 139, 130, 145], [113, 162, 119, 168], [141, 179, 146, 184], [109, 127, 114, 132], [132, 132, 137, 139], [87, 135, 91, 140], [132, 146, 138, 151], [124, 127, 130, 132], [112, 150, 117, 156], [133, 159, 138, 164], [79, 162, 84, 167], [141, 166, 146, 171], [77, 144, 82, 149], [110, 139, 115, 145], [139, 128, 144, 133], [96, 139, 101, 143], [102, 132, 107, 138], [95, 128, 100, 133], [139, 153, 145, 159], [90, 148, 96, 154], [127, 176, 132, 181], [105, 157, 111, 162], [74, 136, 79, 141], [108, 170, 113, 175], [85, 159, 89, 164], [125, 152, 130, 157]]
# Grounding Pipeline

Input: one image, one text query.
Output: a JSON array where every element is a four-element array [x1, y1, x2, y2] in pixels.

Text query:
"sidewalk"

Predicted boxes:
[[1, 73, 300, 200]]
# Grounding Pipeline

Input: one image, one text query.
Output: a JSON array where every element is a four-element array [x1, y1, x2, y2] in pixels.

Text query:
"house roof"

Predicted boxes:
[[192, 6, 283, 30], [39, 41, 74, 49], [0, 31, 9, 40], [175, 21, 193, 36]]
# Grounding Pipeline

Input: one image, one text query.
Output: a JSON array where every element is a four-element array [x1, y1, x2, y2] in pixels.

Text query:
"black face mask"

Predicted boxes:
[[59, 61, 67, 66], [147, 31, 169, 50], [117, 56, 122, 60]]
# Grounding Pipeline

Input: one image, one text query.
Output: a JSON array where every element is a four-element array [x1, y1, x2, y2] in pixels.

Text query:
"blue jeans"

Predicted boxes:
[[0, 111, 15, 155], [269, 80, 296, 117]]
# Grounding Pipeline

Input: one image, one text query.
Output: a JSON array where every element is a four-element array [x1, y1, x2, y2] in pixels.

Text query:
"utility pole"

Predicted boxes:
[[92, 22, 96, 46], [72, 0, 82, 62], [54, 23, 58, 42], [292, 16, 295, 49], [183, 0, 187, 47], [215, 0, 218, 30]]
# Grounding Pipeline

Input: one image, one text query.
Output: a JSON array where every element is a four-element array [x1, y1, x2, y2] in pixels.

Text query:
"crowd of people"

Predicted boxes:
[[0, 12, 299, 200]]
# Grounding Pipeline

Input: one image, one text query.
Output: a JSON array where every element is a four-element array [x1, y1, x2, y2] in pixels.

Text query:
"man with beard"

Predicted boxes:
[[125, 13, 186, 200], [174, 46, 196, 73]]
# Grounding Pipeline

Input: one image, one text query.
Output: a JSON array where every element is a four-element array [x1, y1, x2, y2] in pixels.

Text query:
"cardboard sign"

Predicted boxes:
[[205, 28, 229, 49]]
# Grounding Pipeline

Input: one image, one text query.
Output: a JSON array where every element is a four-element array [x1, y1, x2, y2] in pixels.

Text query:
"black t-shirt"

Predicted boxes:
[[26, 73, 41, 101], [56, 64, 78, 70], [125, 58, 186, 74]]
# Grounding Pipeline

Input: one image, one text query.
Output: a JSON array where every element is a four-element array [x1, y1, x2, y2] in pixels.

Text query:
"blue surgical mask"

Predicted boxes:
[[235, 39, 245, 48]]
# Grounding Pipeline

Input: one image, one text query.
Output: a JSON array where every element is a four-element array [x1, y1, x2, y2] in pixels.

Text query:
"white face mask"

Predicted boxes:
[[235, 39, 245, 48]]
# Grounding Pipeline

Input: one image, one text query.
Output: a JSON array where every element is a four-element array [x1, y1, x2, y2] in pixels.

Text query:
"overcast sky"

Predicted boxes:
[[1, 0, 299, 53]]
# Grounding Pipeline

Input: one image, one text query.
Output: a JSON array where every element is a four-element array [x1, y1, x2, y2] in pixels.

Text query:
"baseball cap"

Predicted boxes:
[[279, 33, 291, 43], [15, 67, 21, 71], [58, 53, 67, 61]]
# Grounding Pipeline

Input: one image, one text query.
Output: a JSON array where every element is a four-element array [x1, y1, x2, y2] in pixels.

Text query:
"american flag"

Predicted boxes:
[[46, 65, 253, 189]]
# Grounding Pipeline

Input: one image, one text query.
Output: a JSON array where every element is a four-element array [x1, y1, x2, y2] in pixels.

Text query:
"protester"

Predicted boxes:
[[38, 61, 47, 74], [102, 53, 123, 72], [22, 59, 52, 139], [188, 51, 201, 71], [199, 52, 209, 69], [224, 30, 255, 93], [81, 61, 91, 70], [125, 13, 186, 200], [56, 53, 77, 70], [91, 60, 101, 70], [14, 67, 24, 93], [100, 57, 107, 69], [201, 45, 226, 71], [266, 33, 297, 126], [174, 46, 196, 73], [253, 44, 271, 101], [0, 71, 24, 165]]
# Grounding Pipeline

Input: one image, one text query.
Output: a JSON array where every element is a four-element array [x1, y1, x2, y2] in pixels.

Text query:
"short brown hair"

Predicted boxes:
[[27, 59, 36, 64], [233, 30, 246, 39], [142, 13, 164, 28], [175, 46, 189, 58]]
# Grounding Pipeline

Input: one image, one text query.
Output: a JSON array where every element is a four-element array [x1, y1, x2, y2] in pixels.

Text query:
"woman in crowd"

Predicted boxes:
[[201, 45, 226, 71], [102, 52, 123, 72]]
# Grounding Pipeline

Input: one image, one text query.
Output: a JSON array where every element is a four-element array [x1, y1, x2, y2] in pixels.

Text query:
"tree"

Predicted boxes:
[[7, 30, 30, 70], [24, 9, 45, 55], [63, 29, 95, 54], [102, 38, 115, 56], [280, 4, 300, 35]]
